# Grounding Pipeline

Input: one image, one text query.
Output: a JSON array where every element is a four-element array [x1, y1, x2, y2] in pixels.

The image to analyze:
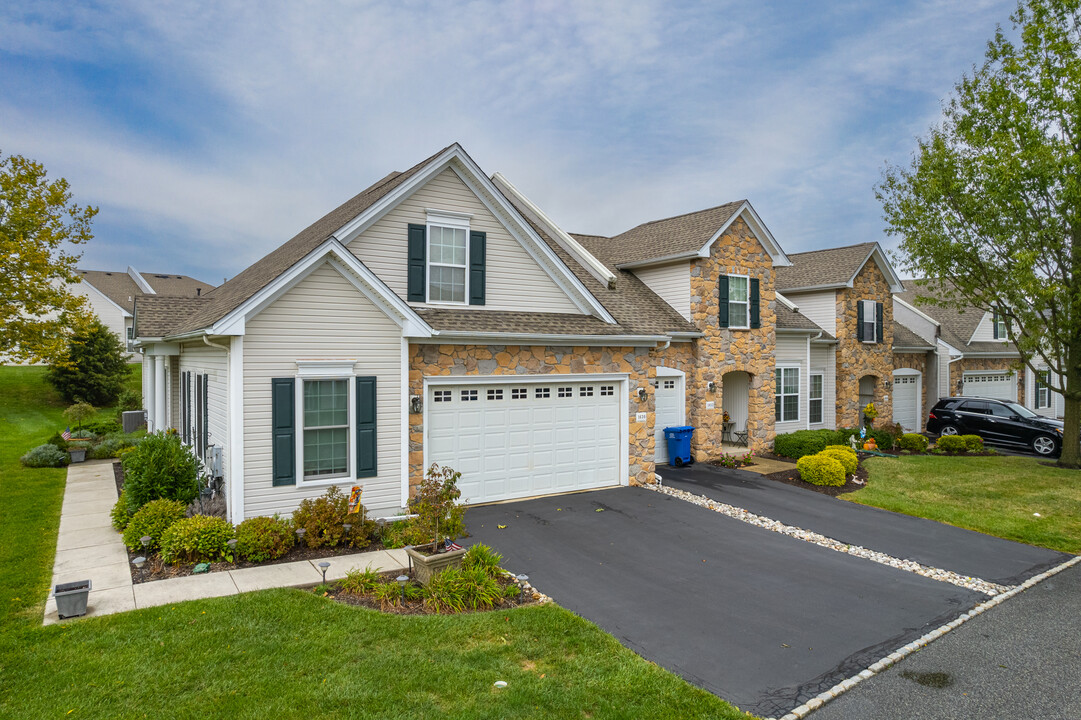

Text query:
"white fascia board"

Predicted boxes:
[[698, 203, 792, 267], [776, 327, 818, 335], [127, 266, 156, 294], [893, 345, 936, 352], [207, 238, 432, 339], [778, 282, 850, 292], [331, 144, 616, 324], [413, 332, 669, 347], [937, 338, 963, 357], [490, 172, 617, 287], [893, 295, 940, 326], [962, 351, 1022, 358], [851, 245, 905, 293], [775, 291, 798, 311], [81, 278, 133, 318], [616, 251, 701, 270]]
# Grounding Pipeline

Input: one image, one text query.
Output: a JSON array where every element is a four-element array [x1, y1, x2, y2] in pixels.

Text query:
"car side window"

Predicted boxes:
[[988, 403, 1014, 418], [960, 401, 989, 415]]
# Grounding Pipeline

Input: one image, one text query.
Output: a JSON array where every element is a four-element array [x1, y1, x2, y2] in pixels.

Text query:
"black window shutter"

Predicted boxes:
[[182, 372, 190, 444], [469, 231, 486, 306], [856, 301, 865, 341], [718, 275, 730, 328], [202, 375, 209, 454], [992, 311, 999, 339], [875, 302, 884, 344], [750, 278, 761, 329], [355, 376, 378, 478], [271, 378, 296, 486], [195, 374, 204, 457], [407, 224, 426, 302]]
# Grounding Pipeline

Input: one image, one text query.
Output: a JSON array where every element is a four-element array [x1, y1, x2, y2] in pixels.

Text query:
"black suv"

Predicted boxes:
[[926, 397, 1064, 456]]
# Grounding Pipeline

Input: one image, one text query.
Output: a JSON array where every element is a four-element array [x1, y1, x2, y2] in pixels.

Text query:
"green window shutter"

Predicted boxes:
[[355, 376, 378, 478], [992, 311, 999, 339], [718, 275, 730, 328], [875, 302, 884, 344], [202, 376, 209, 453], [407, 224, 427, 302], [181, 372, 190, 445], [271, 378, 296, 486], [750, 278, 761, 329], [856, 300, 865, 341], [469, 231, 486, 306]]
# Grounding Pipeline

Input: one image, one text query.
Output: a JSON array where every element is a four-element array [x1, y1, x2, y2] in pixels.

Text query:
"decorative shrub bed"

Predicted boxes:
[[796, 453, 847, 487]]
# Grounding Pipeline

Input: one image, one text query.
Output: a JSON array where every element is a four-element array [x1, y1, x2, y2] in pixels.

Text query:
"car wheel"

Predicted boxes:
[[1032, 435, 1058, 456], [938, 425, 960, 436]]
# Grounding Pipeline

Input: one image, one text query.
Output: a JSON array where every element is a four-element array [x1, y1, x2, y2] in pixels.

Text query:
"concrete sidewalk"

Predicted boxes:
[[45, 460, 408, 624]]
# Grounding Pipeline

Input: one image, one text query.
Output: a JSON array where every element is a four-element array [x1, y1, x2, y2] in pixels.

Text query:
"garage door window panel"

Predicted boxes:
[[303, 379, 350, 480]]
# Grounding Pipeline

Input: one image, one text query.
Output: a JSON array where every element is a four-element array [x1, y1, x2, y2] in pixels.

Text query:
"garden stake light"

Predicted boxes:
[[318, 561, 330, 584], [295, 528, 306, 545], [140, 535, 151, 551], [132, 556, 146, 570], [396, 574, 409, 603], [226, 538, 237, 561], [516, 574, 529, 603]]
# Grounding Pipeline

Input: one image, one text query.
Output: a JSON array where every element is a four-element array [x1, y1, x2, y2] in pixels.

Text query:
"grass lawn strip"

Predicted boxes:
[[647, 483, 1009, 595], [844, 455, 1081, 554], [1, 366, 741, 720]]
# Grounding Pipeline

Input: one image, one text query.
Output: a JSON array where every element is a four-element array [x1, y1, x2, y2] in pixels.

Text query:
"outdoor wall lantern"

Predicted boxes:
[[409, 395, 422, 414], [707, 381, 716, 392], [636, 387, 647, 401]]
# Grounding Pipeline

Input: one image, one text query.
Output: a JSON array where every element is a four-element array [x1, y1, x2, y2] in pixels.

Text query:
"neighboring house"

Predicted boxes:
[[135, 143, 847, 522], [73, 267, 215, 360], [895, 280, 1064, 420], [775, 243, 906, 429]]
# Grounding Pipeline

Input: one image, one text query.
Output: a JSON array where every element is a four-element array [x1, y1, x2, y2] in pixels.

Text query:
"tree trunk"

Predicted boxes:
[[1058, 339, 1081, 469]]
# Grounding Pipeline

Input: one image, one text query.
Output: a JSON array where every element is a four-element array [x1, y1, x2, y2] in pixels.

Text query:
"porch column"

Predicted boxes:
[[154, 355, 166, 432]]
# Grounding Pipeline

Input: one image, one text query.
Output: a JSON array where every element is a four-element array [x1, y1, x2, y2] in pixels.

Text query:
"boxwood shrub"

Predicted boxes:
[[936, 435, 968, 453], [235, 516, 295, 562], [821, 447, 857, 475], [960, 434, 985, 452], [122, 499, 186, 551], [160, 515, 235, 564], [899, 433, 929, 452], [122, 431, 199, 514], [773, 429, 839, 459], [796, 452, 846, 487]]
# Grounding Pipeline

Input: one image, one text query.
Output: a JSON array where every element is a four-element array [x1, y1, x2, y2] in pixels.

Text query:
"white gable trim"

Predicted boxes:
[[79, 278, 132, 318], [775, 291, 798, 311], [894, 295, 940, 326], [204, 238, 432, 338], [701, 203, 791, 267], [850, 244, 905, 293], [127, 266, 156, 294], [331, 144, 616, 324]]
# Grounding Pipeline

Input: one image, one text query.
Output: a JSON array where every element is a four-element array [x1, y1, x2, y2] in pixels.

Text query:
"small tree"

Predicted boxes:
[[47, 317, 131, 406], [63, 401, 95, 431], [0, 151, 96, 364], [409, 464, 465, 549]]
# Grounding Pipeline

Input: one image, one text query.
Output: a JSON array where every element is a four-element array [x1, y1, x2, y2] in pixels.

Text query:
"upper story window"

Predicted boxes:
[[428, 225, 468, 303], [858, 300, 882, 344], [719, 274, 759, 329], [407, 211, 486, 306], [993, 310, 1008, 340]]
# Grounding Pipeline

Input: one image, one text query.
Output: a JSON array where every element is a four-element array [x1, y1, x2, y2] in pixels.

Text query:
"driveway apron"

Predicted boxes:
[[467, 487, 985, 718], [660, 464, 1069, 586]]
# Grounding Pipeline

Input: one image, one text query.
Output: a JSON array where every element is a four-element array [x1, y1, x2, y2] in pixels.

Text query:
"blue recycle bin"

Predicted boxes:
[[663, 426, 695, 467]]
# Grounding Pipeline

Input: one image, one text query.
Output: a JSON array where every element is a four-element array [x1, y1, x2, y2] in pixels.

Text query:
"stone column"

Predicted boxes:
[[153, 355, 166, 432]]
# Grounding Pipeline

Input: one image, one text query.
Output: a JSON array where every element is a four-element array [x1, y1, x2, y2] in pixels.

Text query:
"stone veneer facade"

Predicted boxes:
[[834, 261, 895, 428], [948, 356, 1025, 405]]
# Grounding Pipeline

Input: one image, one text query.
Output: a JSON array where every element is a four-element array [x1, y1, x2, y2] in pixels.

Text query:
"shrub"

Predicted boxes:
[[122, 498, 186, 551], [70, 429, 96, 440], [122, 431, 200, 514], [409, 464, 465, 546], [117, 389, 141, 413], [875, 421, 905, 448], [235, 516, 295, 562], [47, 432, 69, 451], [936, 435, 968, 453], [47, 318, 131, 406], [111, 490, 134, 531], [773, 429, 839, 459], [339, 568, 381, 595], [160, 515, 235, 564], [381, 518, 432, 548], [20, 443, 69, 468], [796, 453, 846, 487], [293, 486, 347, 549], [835, 427, 894, 451], [89, 437, 124, 459], [82, 419, 122, 436], [899, 433, 929, 452], [821, 448, 857, 475], [961, 434, 985, 452], [462, 544, 502, 578], [423, 566, 503, 613]]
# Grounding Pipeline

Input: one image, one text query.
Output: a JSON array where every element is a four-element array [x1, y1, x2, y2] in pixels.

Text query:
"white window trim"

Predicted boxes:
[[809, 372, 824, 425], [727, 274, 750, 330], [775, 365, 801, 423], [295, 375, 355, 486], [296, 359, 356, 378], [1036, 370, 1051, 409], [994, 313, 1007, 340], [861, 299, 877, 343], [425, 209, 471, 306]]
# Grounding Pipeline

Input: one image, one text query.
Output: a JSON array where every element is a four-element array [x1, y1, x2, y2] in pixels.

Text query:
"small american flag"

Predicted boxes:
[[62, 427, 71, 441], [444, 538, 463, 552]]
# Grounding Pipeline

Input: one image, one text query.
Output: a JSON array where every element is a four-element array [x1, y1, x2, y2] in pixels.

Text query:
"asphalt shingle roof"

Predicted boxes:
[[775, 243, 878, 291], [892, 320, 934, 350], [79, 270, 214, 314], [898, 279, 1016, 353], [134, 296, 213, 337], [589, 201, 746, 267]]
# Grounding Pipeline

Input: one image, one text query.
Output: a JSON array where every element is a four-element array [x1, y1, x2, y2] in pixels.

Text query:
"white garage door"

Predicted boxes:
[[962, 372, 1017, 401], [892, 372, 921, 432], [427, 379, 623, 505], [654, 375, 684, 465]]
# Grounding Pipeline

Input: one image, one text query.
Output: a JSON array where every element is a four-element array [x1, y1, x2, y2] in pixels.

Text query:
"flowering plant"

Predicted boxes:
[[863, 402, 878, 420], [722, 410, 731, 423]]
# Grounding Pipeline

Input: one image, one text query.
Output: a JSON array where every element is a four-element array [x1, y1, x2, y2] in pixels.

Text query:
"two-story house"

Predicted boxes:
[[135, 143, 836, 522]]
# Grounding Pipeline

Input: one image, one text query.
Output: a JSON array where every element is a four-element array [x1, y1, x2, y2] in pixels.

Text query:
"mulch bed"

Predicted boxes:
[[317, 570, 539, 615], [761, 456, 871, 497]]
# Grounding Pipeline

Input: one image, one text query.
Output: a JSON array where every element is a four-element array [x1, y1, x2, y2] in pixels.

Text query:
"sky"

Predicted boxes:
[[1, 0, 1018, 285]]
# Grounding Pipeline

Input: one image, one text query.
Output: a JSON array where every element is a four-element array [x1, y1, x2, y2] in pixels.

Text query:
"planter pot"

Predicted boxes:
[[55, 579, 92, 619], [405, 544, 466, 585], [68, 449, 86, 463]]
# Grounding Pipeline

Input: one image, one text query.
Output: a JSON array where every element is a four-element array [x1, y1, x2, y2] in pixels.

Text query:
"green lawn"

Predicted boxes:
[[845, 455, 1081, 554], [0, 365, 740, 720]]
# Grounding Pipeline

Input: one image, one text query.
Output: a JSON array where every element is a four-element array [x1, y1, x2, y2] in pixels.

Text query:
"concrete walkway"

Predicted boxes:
[[45, 460, 409, 625]]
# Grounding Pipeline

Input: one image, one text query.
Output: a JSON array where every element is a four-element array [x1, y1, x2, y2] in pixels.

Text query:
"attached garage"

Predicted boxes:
[[891, 370, 922, 432], [962, 371, 1017, 402], [425, 377, 626, 505]]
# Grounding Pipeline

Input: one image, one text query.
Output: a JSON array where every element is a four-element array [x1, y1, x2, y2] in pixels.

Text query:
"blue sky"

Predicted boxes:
[[1, 1, 1016, 284]]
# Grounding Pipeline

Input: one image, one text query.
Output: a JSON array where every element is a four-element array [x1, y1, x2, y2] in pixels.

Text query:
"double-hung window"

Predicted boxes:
[[303, 378, 350, 480], [775, 367, 800, 423], [727, 275, 749, 328], [993, 311, 1008, 340], [809, 374, 823, 424], [428, 224, 468, 303], [1036, 370, 1051, 409], [126, 326, 135, 352], [861, 300, 877, 343]]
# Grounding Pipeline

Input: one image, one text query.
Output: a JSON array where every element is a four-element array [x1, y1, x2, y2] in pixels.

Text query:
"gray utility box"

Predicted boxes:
[[55, 579, 92, 619], [122, 410, 147, 434]]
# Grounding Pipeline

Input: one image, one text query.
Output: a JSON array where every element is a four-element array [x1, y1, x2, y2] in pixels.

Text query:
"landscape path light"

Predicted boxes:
[[516, 574, 529, 603], [396, 574, 409, 603], [318, 561, 331, 584], [132, 556, 147, 570]]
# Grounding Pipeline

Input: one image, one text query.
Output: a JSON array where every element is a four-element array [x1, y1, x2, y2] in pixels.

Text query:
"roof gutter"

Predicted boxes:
[[414, 331, 673, 346], [615, 251, 700, 270]]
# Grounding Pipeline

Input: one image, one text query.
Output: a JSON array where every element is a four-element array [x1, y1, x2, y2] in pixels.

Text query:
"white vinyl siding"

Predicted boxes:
[[348, 168, 580, 314], [243, 261, 403, 518], [893, 303, 937, 345], [178, 342, 230, 475], [970, 312, 999, 342], [774, 334, 808, 432], [783, 290, 837, 336], [633, 262, 691, 321], [937, 347, 952, 398], [1027, 366, 1064, 418], [73, 280, 135, 358], [809, 344, 836, 429]]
